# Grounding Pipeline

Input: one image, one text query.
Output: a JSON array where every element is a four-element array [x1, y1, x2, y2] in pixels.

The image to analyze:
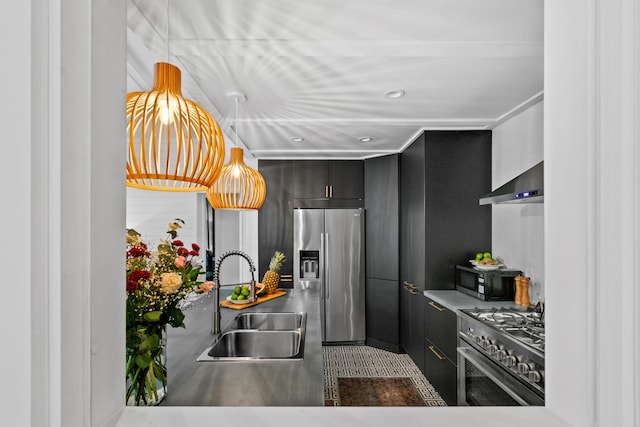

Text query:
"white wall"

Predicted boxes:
[[491, 101, 545, 302]]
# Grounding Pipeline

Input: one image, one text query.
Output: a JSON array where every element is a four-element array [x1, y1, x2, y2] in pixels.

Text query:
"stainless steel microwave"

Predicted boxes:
[[455, 265, 522, 301]]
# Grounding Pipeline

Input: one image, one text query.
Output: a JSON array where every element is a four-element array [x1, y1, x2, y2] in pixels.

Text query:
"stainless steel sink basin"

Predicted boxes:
[[198, 330, 304, 361], [230, 312, 306, 331], [197, 312, 307, 362]]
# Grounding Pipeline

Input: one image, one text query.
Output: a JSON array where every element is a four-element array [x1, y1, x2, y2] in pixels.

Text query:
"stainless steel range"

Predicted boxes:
[[457, 307, 545, 406]]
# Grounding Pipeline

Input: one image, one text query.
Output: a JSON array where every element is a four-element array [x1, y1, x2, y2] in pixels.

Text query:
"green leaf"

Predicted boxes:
[[135, 353, 151, 369], [143, 311, 162, 322], [139, 333, 160, 352], [169, 307, 185, 328]]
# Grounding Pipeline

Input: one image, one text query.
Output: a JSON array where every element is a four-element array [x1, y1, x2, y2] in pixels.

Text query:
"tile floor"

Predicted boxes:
[[323, 345, 447, 406]]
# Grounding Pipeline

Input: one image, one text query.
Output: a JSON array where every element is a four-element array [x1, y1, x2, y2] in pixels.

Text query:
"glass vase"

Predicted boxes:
[[126, 324, 167, 406]]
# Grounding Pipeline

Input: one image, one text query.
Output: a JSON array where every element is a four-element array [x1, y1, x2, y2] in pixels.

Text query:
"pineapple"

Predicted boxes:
[[262, 251, 286, 294]]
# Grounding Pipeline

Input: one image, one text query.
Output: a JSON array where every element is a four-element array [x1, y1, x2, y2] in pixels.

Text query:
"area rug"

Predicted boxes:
[[336, 377, 427, 406]]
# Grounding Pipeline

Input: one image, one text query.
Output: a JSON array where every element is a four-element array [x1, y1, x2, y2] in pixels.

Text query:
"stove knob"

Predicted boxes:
[[505, 355, 518, 368], [475, 335, 484, 345], [528, 370, 542, 383], [517, 362, 531, 375], [480, 339, 492, 350], [496, 349, 508, 361], [488, 344, 500, 355]]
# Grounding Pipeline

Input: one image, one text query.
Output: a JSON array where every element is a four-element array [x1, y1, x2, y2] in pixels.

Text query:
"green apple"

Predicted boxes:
[[483, 252, 492, 259], [475, 253, 484, 262]]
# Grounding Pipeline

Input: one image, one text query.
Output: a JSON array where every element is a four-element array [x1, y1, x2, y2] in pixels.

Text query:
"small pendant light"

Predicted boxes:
[[206, 93, 266, 210], [126, 62, 225, 191]]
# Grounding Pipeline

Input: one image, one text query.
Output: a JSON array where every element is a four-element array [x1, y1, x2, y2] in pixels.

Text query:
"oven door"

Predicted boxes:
[[457, 346, 544, 406]]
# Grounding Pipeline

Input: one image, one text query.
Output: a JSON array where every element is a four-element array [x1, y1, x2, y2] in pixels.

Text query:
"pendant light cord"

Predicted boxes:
[[234, 96, 239, 148], [166, 0, 170, 62]]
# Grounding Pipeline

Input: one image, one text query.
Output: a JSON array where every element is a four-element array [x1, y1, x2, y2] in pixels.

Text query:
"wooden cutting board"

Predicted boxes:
[[220, 289, 287, 310]]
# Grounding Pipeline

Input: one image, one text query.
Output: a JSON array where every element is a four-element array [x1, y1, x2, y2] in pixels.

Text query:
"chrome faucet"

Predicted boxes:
[[211, 250, 257, 334]]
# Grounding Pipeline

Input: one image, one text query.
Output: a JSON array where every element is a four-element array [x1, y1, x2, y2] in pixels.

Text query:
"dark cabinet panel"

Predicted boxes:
[[293, 160, 364, 200], [329, 160, 364, 199], [424, 297, 457, 362], [365, 278, 400, 352], [258, 160, 294, 286], [292, 160, 328, 199], [423, 131, 492, 290], [424, 337, 458, 406], [400, 286, 425, 373], [364, 154, 399, 281]]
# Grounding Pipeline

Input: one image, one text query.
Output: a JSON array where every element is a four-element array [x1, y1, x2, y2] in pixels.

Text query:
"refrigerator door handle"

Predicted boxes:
[[324, 233, 329, 299], [320, 232, 325, 300]]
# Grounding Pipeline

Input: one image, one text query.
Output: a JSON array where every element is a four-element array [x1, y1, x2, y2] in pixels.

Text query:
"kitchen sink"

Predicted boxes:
[[230, 312, 306, 331], [198, 330, 304, 361], [197, 311, 307, 362]]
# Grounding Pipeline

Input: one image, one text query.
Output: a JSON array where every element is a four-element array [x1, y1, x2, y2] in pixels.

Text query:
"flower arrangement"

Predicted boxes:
[[125, 218, 213, 406]]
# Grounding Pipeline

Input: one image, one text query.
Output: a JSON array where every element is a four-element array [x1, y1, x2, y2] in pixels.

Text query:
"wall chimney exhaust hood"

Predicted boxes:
[[479, 161, 544, 205]]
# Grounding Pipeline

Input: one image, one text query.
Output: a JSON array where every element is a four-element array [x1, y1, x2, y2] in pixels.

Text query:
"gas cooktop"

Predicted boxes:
[[461, 308, 545, 352]]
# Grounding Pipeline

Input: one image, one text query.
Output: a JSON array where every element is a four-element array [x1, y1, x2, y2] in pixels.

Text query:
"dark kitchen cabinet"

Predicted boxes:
[[424, 298, 457, 361], [399, 130, 491, 375], [399, 134, 427, 372], [424, 337, 458, 406], [293, 160, 364, 200], [364, 154, 400, 352], [258, 160, 294, 287], [424, 297, 458, 406]]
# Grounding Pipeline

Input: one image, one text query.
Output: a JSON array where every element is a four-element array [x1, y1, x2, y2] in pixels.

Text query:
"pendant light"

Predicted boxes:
[[126, 0, 225, 191], [206, 92, 266, 210]]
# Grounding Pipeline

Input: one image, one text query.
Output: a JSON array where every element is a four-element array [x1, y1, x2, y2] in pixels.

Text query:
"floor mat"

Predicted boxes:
[[337, 377, 427, 406], [323, 345, 446, 406]]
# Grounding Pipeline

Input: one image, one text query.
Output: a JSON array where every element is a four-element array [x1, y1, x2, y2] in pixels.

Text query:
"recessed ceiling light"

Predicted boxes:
[[358, 137, 373, 143], [291, 137, 304, 142], [384, 89, 405, 99]]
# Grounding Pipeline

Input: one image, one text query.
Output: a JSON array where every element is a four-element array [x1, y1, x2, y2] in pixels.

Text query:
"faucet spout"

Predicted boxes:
[[211, 250, 257, 334]]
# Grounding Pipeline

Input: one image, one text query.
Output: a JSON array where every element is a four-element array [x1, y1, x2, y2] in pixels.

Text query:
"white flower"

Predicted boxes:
[[159, 272, 182, 294]]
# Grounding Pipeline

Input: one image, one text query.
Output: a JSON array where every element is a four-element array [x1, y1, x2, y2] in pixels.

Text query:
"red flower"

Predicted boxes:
[[127, 246, 150, 259], [172, 240, 184, 247], [177, 247, 189, 257], [190, 250, 199, 256], [191, 243, 200, 251], [126, 270, 150, 292]]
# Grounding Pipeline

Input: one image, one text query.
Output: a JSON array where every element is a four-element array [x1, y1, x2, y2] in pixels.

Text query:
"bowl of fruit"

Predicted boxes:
[[227, 283, 265, 304], [470, 252, 502, 270]]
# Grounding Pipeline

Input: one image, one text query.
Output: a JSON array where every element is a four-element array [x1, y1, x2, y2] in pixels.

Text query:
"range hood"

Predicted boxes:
[[479, 161, 544, 205]]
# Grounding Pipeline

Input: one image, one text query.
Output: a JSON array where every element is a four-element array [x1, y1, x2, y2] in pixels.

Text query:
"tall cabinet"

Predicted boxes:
[[364, 154, 400, 352], [399, 130, 492, 380]]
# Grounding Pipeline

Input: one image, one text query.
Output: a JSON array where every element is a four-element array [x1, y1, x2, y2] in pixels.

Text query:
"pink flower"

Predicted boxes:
[[174, 256, 187, 269], [199, 281, 215, 293]]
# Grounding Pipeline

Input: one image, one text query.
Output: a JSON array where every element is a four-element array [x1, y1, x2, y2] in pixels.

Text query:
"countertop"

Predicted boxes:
[[161, 287, 324, 406], [424, 289, 522, 313]]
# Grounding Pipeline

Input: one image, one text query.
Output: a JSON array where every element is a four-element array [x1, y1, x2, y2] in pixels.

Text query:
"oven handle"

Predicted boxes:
[[457, 347, 530, 406]]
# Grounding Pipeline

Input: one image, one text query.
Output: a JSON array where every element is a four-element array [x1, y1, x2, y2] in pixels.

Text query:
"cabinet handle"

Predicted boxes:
[[428, 345, 446, 361], [403, 281, 416, 289], [280, 275, 293, 283], [329, 185, 333, 198], [325, 185, 329, 198], [428, 301, 445, 312]]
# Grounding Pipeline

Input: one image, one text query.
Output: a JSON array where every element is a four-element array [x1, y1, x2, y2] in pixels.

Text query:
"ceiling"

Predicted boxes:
[[127, 0, 543, 160]]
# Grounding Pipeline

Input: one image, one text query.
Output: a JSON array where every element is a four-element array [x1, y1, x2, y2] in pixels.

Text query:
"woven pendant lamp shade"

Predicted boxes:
[[126, 62, 225, 191], [206, 148, 266, 210]]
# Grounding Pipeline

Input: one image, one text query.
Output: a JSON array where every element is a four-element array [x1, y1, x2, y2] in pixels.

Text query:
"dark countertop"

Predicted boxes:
[[161, 287, 324, 406], [424, 289, 521, 313]]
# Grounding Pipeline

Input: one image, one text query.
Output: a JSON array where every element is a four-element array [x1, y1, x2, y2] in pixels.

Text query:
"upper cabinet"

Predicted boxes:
[[293, 160, 364, 200]]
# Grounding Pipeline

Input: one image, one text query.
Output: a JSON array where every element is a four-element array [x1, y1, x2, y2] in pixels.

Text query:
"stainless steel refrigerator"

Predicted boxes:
[[293, 208, 365, 343]]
